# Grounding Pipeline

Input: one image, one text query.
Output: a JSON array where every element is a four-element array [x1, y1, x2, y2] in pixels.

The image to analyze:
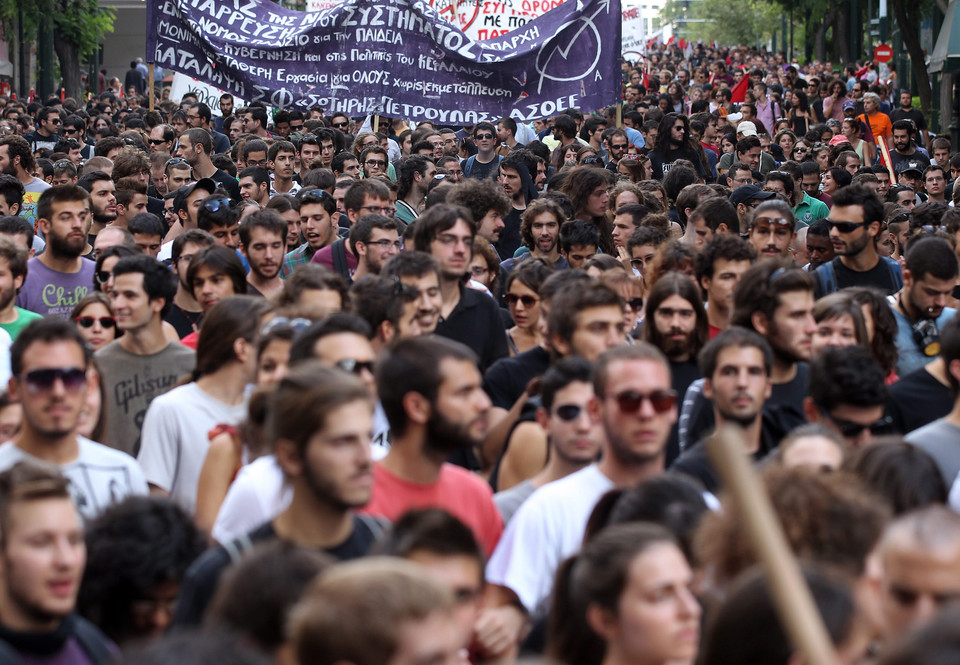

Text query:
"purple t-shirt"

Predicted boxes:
[[16, 257, 96, 319], [17, 638, 98, 665]]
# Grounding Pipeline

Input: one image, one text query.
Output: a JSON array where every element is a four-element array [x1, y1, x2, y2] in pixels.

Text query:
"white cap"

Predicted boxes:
[[737, 121, 758, 137]]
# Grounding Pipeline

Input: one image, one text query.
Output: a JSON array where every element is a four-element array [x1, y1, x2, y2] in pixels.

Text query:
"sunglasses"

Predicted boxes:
[[77, 315, 116, 329], [474, 133, 495, 140], [260, 316, 312, 336], [332, 121, 350, 129], [95, 270, 112, 284], [203, 197, 233, 213], [827, 220, 868, 233], [53, 160, 74, 169], [62, 128, 79, 135], [300, 189, 331, 204], [554, 404, 586, 421], [625, 297, 644, 310], [21, 367, 87, 394], [149, 138, 168, 146], [828, 413, 894, 439], [612, 389, 676, 414], [336, 358, 375, 375], [505, 294, 538, 307]]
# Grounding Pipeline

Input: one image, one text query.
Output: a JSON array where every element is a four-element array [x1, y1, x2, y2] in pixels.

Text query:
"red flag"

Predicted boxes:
[[729, 71, 749, 103], [666, 35, 675, 46], [642, 69, 650, 90], [679, 38, 686, 50], [854, 63, 872, 79]]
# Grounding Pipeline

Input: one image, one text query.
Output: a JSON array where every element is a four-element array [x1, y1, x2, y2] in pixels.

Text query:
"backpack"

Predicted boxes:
[[463, 154, 502, 178], [815, 256, 903, 296], [330, 237, 352, 283]]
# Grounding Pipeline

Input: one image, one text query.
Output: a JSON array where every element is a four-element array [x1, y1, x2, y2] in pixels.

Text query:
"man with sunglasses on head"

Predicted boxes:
[[96, 255, 195, 456], [814, 184, 903, 297], [282, 187, 337, 278], [804, 345, 890, 447], [0, 318, 147, 519], [672, 327, 774, 494], [487, 344, 677, 620], [196, 191, 241, 251], [178, 128, 241, 203]]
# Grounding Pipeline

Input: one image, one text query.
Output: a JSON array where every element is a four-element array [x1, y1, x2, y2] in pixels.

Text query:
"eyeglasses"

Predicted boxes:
[[794, 147, 808, 153], [505, 293, 539, 307], [357, 205, 395, 215], [364, 160, 386, 168], [76, 316, 116, 329], [827, 413, 894, 438], [364, 238, 402, 249], [62, 128, 79, 135], [474, 133, 495, 140], [612, 389, 677, 414], [336, 358, 375, 375], [21, 367, 87, 395], [827, 220, 868, 233], [470, 265, 489, 277], [49, 118, 62, 125], [554, 404, 586, 421], [95, 270, 113, 284], [260, 316, 312, 335], [203, 197, 233, 213]]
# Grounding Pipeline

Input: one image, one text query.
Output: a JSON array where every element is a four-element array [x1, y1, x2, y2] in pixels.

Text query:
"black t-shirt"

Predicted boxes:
[[814, 257, 901, 298], [672, 437, 772, 494], [436, 285, 509, 374], [648, 146, 706, 180], [172, 515, 383, 628], [462, 155, 501, 180], [165, 302, 203, 339], [887, 366, 953, 435], [211, 169, 243, 202], [667, 359, 702, 466], [495, 207, 524, 260], [483, 345, 551, 410], [683, 363, 810, 451], [890, 107, 928, 132]]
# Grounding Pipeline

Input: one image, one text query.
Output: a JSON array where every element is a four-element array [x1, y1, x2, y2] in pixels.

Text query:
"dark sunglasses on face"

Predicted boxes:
[[474, 133, 495, 140], [554, 404, 586, 421], [625, 297, 644, 310], [21, 367, 87, 394], [828, 220, 868, 233], [828, 413, 894, 438], [149, 139, 167, 146], [95, 270, 112, 285], [613, 389, 677, 414], [77, 316, 116, 329], [332, 121, 350, 129], [336, 359, 375, 375], [505, 294, 538, 307]]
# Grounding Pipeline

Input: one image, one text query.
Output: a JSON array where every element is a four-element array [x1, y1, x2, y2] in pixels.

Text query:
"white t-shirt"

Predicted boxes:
[[137, 382, 248, 514], [0, 437, 147, 520], [211, 454, 290, 544], [486, 464, 614, 616]]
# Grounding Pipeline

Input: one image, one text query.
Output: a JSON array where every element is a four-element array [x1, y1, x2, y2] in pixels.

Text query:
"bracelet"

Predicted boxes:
[[208, 423, 239, 441]]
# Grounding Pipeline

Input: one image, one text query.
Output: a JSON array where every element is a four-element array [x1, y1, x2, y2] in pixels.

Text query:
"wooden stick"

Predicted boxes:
[[706, 424, 838, 665], [148, 64, 155, 112]]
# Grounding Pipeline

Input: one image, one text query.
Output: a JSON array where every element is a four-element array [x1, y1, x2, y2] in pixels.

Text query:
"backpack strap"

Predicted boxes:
[[355, 513, 390, 540], [815, 259, 837, 296], [883, 255, 904, 290], [331, 237, 351, 282], [221, 531, 254, 564], [73, 616, 116, 665], [463, 155, 477, 177]]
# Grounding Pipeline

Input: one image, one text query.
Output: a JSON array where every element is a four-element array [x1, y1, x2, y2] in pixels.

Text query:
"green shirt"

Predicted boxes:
[[0, 307, 42, 340], [793, 192, 829, 228]]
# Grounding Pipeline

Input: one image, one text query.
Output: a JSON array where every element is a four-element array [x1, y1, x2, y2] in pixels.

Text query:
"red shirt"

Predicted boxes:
[[363, 463, 504, 556]]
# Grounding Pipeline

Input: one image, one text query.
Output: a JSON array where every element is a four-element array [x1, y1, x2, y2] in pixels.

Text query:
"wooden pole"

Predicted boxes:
[[373, 114, 379, 134], [148, 64, 155, 112], [706, 425, 839, 665]]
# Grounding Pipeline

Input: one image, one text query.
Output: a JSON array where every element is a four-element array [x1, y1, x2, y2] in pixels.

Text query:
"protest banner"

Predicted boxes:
[[620, 4, 645, 59], [169, 73, 246, 112], [146, 0, 620, 123]]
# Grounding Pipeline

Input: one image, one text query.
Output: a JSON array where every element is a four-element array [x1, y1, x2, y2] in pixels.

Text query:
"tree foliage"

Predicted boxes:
[[0, 0, 114, 98], [662, 0, 783, 47]]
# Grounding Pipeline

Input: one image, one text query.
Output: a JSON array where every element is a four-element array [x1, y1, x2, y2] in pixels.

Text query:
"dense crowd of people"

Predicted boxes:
[[1, 39, 960, 665]]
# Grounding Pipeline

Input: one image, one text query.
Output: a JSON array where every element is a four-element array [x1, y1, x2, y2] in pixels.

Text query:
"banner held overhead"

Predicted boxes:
[[147, 0, 621, 123]]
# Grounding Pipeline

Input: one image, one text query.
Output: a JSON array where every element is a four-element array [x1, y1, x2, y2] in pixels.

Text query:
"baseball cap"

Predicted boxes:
[[895, 160, 925, 177], [726, 112, 743, 123], [729, 184, 776, 207], [737, 121, 758, 137], [842, 100, 857, 112], [173, 178, 217, 213], [829, 134, 849, 146]]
